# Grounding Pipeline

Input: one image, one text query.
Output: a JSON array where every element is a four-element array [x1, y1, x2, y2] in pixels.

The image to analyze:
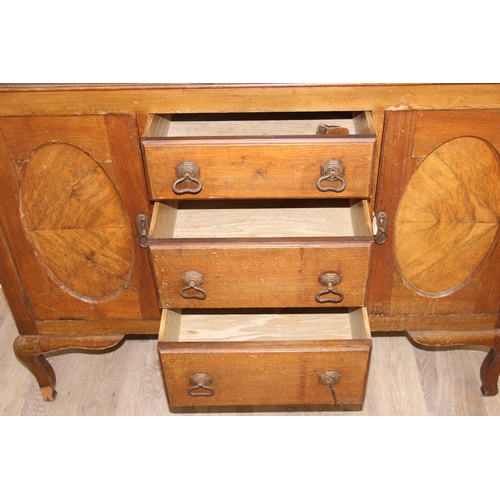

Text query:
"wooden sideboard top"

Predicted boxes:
[[0, 84, 499, 116]]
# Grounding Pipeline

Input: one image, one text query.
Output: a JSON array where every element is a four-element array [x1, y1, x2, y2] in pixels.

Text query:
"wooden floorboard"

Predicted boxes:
[[1, 288, 499, 416]]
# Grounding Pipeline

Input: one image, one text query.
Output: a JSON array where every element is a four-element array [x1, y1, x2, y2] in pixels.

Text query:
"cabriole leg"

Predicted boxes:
[[13, 335, 56, 401], [13, 334, 125, 401], [480, 348, 500, 396]]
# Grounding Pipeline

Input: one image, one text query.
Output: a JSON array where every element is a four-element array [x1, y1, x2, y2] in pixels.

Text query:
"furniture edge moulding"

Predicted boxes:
[[0, 218, 37, 335], [1, 84, 500, 116], [13, 334, 126, 401]]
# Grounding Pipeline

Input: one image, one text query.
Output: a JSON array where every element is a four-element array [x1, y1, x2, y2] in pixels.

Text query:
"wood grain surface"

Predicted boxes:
[[159, 342, 371, 406], [149, 200, 372, 309], [395, 136, 500, 297], [150, 242, 371, 309], [0, 115, 160, 323], [144, 137, 375, 200], [20, 142, 134, 300], [1, 84, 500, 116], [367, 110, 500, 329], [2, 289, 500, 415]]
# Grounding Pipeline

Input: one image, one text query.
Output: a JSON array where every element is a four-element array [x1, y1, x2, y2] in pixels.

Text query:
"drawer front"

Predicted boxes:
[[149, 241, 371, 309], [143, 138, 375, 200], [157, 308, 372, 406], [159, 343, 371, 406]]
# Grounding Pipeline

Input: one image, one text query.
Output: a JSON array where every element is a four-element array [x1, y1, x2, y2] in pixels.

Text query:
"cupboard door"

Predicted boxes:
[[368, 110, 500, 331], [0, 115, 160, 326]]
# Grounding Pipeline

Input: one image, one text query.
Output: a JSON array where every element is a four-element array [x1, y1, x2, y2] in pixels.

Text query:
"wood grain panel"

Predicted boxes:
[[20, 143, 134, 300], [150, 241, 371, 309], [103, 115, 160, 319], [368, 110, 500, 328], [0, 116, 159, 322], [2, 84, 500, 116], [0, 116, 111, 168], [396, 221, 498, 296], [35, 319, 160, 335], [0, 219, 37, 335], [413, 110, 500, 158], [367, 111, 418, 317], [144, 138, 375, 200], [160, 344, 371, 406], [369, 314, 498, 332]]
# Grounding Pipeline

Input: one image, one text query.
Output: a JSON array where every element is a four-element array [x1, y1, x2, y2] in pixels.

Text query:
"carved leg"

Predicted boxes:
[[480, 348, 500, 396], [408, 329, 500, 397], [14, 336, 57, 401], [13, 334, 125, 401]]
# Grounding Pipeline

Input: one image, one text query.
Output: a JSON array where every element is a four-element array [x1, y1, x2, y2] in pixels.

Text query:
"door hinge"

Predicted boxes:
[[373, 211, 388, 245], [136, 214, 150, 248]]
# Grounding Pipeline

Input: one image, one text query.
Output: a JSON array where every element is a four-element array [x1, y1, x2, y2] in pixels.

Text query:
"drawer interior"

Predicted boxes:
[[143, 111, 374, 138], [149, 199, 373, 240], [159, 307, 371, 343]]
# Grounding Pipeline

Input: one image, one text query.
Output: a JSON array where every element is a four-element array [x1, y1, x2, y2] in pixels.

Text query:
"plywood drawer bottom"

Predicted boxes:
[[158, 307, 372, 406]]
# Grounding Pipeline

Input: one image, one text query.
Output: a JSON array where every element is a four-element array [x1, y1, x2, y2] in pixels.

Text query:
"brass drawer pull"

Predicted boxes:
[[315, 271, 344, 303], [317, 160, 346, 193], [180, 271, 207, 300], [188, 373, 214, 397], [319, 371, 342, 403], [172, 161, 202, 195]]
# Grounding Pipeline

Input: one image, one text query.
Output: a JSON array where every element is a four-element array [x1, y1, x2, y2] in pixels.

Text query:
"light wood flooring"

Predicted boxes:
[[2, 288, 500, 416]]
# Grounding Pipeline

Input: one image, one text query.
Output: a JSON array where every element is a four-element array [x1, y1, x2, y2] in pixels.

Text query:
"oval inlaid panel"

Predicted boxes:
[[395, 136, 500, 297], [20, 143, 134, 301]]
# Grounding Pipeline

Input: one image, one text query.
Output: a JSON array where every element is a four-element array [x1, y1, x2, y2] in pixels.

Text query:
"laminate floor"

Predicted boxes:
[[2, 288, 500, 416]]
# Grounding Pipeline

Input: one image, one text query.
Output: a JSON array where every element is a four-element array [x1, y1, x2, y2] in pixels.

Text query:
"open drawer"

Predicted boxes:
[[147, 199, 373, 309], [141, 111, 376, 200], [158, 307, 372, 406]]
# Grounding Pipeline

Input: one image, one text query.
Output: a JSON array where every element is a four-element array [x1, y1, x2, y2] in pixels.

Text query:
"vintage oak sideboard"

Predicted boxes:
[[1, 83, 500, 408]]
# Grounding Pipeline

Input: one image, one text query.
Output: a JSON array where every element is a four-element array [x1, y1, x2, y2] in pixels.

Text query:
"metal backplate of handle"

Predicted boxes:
[[180, 271, 207, 300], [317, 160, 347, 193], [319, 371, 342, 403], [316, 271, 344, 303], [172, 161, 202, 195], [188, 373, 214, 397]]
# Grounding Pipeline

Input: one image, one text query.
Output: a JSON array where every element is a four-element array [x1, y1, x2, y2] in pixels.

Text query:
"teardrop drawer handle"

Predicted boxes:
[[316, 160, 346, 193], [315, 271, 344, 303], [172, 161, 203, 195], [319, 371, 342, 403], [188, 373, 214, 397], [180, 271, 207, 300]]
